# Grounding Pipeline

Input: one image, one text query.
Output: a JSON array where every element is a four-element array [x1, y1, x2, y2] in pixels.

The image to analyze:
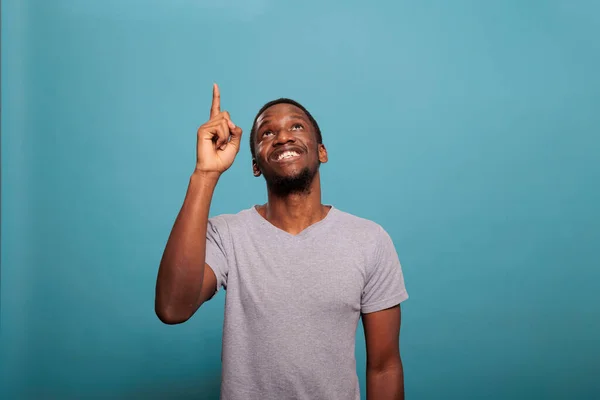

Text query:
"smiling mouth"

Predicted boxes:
[[274, 150, 301, 162]]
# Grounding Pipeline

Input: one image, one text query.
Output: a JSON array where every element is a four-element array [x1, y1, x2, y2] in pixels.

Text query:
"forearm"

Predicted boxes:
[[155, 170, 220, 323], [366, 361, 404, 400]]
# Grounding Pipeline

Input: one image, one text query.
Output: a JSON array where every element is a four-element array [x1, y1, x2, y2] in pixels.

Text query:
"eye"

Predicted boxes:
[[290, 123, 304, 131], [262, 130, 273, 137]]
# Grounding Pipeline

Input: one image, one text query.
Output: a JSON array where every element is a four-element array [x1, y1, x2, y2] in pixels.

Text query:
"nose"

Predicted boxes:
[[273, 128, 296, 146]]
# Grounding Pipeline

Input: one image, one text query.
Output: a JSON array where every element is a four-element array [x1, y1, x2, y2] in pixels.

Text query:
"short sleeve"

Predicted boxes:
[[361, 226, 408, 314], [205, 216, 230, 293]]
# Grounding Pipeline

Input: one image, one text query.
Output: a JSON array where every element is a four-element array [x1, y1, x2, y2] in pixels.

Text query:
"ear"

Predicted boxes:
[[318, 143, 328, 163], [252, 159, 262, 177]]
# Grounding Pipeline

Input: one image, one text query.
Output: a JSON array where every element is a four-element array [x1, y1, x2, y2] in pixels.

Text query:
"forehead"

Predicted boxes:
[[255, 103, 309, 126]]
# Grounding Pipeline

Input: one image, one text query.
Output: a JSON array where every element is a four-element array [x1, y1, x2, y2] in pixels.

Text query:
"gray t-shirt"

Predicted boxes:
[[205, 205, 408, 400]]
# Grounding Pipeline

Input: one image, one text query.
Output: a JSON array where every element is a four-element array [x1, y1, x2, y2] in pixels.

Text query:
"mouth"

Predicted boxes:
[[270, 147, 303, 163]]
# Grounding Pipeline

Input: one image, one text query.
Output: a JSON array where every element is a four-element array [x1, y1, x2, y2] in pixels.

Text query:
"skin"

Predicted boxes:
[[251, 101, 329, 234], [155, 84, 404, 399]]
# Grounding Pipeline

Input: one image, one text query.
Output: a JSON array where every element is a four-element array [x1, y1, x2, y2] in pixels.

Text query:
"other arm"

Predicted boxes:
[[362, 305, 404, 400]]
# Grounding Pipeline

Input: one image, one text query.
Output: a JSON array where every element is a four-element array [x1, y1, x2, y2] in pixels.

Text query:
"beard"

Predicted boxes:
[[259, 162, 320, 196]]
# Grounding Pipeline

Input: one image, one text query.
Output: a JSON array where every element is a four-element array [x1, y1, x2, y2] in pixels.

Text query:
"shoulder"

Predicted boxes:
[[330, 207, 400, 262], [331, 207, 390, 241], [208, 207, 256, 231]]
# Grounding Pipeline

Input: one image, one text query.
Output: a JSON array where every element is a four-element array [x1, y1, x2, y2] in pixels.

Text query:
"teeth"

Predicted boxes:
[[277, 151, 299, 160]]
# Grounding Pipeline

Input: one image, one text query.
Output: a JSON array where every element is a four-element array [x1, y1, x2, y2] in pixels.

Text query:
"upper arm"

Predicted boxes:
[[204, 216, 230, 296], [362, 305, 402, 371], [199, 264, 218, 305], [360, 226, 408, 314]]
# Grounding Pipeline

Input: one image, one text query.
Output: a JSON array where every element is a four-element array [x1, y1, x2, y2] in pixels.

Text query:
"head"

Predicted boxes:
[[250, 99, 327, 196]]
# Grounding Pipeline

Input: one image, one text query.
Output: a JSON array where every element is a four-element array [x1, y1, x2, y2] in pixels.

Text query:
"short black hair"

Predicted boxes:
[[249, 98, 322, 160]]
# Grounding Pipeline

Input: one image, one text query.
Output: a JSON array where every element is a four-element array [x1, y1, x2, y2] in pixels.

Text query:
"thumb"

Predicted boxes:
[[219, 126, 242, 153], [228, 126, 243, 148]]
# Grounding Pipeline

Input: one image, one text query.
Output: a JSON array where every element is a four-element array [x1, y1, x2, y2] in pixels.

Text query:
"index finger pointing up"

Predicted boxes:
[[210, 83, 221, 119]]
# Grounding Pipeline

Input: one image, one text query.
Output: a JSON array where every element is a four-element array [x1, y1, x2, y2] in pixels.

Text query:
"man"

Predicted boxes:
[[155, 84, 409, 400]]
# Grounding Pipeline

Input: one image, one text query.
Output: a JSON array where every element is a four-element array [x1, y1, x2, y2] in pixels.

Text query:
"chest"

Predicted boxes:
[[226, 237, 367, 317]]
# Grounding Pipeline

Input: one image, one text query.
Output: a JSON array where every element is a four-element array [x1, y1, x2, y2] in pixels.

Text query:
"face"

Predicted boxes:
[[252, 103, 327, 195]]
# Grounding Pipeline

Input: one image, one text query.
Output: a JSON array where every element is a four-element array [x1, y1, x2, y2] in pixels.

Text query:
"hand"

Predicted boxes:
[[195, 83, 243, 174]]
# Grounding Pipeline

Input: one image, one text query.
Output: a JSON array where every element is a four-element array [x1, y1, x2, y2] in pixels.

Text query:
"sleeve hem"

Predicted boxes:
[[205, 253, 225, 292], [361, 291, 408, 314]]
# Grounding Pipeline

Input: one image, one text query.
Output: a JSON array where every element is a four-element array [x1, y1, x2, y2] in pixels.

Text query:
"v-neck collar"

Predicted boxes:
[[249, 204, 338, 239]]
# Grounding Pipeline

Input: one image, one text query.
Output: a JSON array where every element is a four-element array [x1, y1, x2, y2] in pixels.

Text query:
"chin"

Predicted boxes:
[[264, 166, 317, 196]]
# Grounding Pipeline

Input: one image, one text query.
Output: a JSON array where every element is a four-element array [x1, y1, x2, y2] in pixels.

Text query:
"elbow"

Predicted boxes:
[[155, 302, 193, 325], [367, 354, 403, 375], [156, 311, 189, 325]]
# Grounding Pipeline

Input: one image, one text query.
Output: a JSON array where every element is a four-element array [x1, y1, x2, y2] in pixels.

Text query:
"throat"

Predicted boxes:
[[256, 202, 331, 236]]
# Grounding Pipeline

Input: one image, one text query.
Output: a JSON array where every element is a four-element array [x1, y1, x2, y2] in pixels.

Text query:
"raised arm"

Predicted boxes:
[[155, 84, 243, 324]]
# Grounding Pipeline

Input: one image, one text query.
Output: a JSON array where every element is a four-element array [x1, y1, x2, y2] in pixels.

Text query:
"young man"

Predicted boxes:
[[155, 84, 409, 400]]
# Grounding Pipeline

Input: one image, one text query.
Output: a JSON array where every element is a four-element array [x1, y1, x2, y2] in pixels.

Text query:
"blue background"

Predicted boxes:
[[2, 1, 599, 399]]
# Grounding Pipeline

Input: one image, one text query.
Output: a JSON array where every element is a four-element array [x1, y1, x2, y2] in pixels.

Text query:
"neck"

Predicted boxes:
[[259, 172, 329, 235]]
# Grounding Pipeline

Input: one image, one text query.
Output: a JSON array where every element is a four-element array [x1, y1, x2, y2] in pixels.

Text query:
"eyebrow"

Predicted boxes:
[[257, 114, 308, 130]]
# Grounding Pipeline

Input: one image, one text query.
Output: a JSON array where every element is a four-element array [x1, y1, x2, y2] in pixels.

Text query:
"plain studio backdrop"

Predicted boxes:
[[2, 1, 599, 399]]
